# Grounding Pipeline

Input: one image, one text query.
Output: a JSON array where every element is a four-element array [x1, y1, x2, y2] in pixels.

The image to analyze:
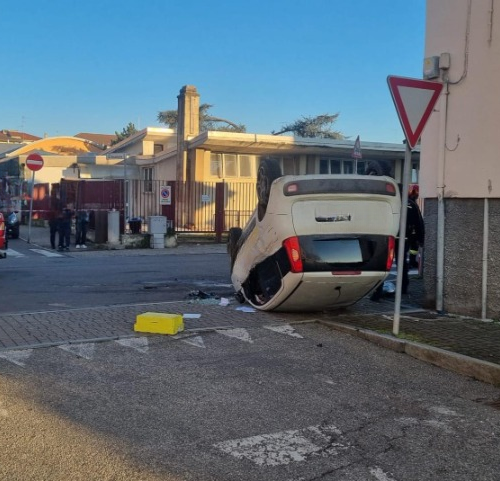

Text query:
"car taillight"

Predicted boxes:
[[385, 182, 396, 194], [283, 236, 303, 273], [386, 236, 395, 271]]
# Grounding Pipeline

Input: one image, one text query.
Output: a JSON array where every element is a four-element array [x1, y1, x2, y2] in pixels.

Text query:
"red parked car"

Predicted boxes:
[[0, 213, 7, 259]]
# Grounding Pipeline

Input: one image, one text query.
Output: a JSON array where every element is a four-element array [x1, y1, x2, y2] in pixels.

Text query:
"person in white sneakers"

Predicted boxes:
[[75, 209, 89, 249]]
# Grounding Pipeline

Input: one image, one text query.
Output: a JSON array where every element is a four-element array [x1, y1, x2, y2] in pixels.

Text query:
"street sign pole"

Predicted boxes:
[[27, 170, 35, 244], [25, 153, 44, 244], [393, 144, 412, 335], [386, 76, 443, 336]]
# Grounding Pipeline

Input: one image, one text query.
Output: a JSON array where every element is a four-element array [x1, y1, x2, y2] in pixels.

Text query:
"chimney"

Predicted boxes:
[[176, 85, 200, 181]]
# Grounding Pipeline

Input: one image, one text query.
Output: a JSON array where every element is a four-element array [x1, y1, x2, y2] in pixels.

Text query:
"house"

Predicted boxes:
[[421, 0, 500, 318], [101, 85, 420, 232], [1, 86, 420, 237]]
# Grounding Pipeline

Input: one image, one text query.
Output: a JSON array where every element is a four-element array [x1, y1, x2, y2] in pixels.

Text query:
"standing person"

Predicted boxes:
[[75, 210, 89, 249], [58, 207, 73, 251], [404, 195, 425, 293], [408, 186, 422, 268], [48, 210, 60, 249]]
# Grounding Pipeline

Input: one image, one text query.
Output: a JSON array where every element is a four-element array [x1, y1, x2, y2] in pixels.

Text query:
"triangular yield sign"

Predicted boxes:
[[387, 76, 443, 149]]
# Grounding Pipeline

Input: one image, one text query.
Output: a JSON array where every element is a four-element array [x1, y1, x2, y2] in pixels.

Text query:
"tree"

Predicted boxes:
[[111, 122, 138, 145], [272, 114, 345, 139], [157, 104, 246, 133]]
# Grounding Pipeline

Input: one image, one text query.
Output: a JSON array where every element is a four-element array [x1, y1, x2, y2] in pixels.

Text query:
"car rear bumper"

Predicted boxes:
[[246, 271, 387, 312]]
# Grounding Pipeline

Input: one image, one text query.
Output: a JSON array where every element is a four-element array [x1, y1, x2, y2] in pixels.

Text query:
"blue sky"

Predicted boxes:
[[2, 0, 426, 143]]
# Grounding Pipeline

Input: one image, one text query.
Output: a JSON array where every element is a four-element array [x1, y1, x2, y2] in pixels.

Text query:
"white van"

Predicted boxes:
[[228, 160, 401, 311]]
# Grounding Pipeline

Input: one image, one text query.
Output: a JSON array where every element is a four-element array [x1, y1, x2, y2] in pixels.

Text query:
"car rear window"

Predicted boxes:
[[312, 238, 363, 263], [299, 234, 390, 272], [283, 178, 396, 197]]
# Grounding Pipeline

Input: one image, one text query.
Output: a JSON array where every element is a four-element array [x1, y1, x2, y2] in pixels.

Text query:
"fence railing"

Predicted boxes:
[[24, 179, 258, 241]]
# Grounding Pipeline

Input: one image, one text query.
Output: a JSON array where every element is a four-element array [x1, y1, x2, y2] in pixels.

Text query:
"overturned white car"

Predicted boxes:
[[227, 159, 401, 312]]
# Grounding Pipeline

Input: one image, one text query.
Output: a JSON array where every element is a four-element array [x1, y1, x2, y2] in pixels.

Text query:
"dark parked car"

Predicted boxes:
[[0, 213, 7, 258]]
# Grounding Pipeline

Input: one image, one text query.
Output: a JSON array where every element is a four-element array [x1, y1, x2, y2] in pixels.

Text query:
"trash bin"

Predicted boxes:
[[129, 218, 142, 234]]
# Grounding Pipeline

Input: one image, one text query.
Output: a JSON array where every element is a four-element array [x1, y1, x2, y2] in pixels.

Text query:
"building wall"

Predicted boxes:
[[423, 198, 500, 319], [421, 0, 500, 317], [422, 0, 500, 198]]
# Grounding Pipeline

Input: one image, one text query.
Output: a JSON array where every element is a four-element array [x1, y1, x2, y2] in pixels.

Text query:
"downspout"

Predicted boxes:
[[436, 82, 449, 313], [482, 186, 491, 320]]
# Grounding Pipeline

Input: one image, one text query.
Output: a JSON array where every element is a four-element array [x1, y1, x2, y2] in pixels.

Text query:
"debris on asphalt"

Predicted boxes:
[[235, 306, 256, 313]]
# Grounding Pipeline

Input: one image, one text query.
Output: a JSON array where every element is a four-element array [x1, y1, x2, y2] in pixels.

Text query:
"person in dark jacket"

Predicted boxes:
[[75, 210, 89, 249], [402, 197, 425, 293], [58, 207, 73, 251], [365, 163, 425, 300], [48, 210, 60, 250]]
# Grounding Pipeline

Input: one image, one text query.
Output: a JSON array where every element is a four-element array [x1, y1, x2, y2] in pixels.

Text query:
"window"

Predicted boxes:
[[283, 156, 300, 175], [320, 158, 341, 174], [224, 154, 237, 177], [154, 144, 164, 154], [143, 167, 153, 192], [239, 155, 252, 177], [357, 160, 367, 175], [210, 153, 222, 177], [319, 158, 358, 175], [210, 153, 256, 178]]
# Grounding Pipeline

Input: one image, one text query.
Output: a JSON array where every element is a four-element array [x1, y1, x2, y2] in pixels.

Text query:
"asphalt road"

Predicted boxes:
[[1, 322, 500, 481], [1, 237, 233, 313], [1, 238, 500, 480]]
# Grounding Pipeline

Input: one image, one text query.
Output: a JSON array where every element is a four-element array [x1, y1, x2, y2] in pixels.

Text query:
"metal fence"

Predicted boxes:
[[27, 178, 258, 241]]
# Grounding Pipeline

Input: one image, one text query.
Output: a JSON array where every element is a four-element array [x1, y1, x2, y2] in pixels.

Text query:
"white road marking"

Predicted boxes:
[[58, 343, 95, 359], [181, 336, 206, 348], [214, 424, 347, 466], [5, 249, 24, 257], [264, 324, 304, 338], [115, 337, 149, 353], [30, 248, 64, 257], [370, 467, 398, 481], [0, 349, 33, 367], [216, 328, 253, 343]]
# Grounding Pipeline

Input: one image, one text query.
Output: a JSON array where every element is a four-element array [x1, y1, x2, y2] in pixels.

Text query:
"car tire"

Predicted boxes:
[[227, 227, 243, 267], [364, 160, 392, 177], [257, 158, 281, 221]]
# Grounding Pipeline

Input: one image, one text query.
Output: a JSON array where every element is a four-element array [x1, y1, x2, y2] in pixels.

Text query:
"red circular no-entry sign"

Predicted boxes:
[[26, 153, 44, 171]]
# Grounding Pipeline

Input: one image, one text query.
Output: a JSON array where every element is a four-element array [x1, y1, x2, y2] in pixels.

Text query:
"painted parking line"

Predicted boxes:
[[30, 249, 64, 257], [5, 249, 24, 257]]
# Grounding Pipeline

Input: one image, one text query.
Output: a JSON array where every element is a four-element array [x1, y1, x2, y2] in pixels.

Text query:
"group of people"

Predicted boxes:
[[48, 208, 89, 251]]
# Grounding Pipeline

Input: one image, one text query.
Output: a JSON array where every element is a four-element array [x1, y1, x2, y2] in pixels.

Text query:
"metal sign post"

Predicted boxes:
[[393, 144, 412, 335], [387, 76, 443, 336], [25, 153, 44, 244]]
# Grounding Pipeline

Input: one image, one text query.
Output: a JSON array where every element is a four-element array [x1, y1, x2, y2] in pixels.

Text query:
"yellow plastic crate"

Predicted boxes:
[[134, 312, 184, 335]]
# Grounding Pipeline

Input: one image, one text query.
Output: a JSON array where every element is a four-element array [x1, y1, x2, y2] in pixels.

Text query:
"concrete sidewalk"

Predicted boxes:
[[5, 225, 500, 387]]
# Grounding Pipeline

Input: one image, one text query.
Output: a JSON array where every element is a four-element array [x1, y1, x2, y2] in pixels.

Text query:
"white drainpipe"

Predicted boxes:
[[436, 84, 449, 313], [482, 197, 489, 320]]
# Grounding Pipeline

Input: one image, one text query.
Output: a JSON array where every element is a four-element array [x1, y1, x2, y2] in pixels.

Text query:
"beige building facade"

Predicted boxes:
[[422, 0, 500, 317]]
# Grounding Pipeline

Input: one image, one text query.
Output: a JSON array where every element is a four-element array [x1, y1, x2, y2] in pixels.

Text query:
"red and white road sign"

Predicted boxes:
[[387, 76, 443, 149], [352, 135, 362, 159], [26, 153, 44, 171]]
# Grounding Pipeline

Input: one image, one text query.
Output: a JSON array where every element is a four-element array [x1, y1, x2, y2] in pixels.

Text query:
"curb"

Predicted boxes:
[[318, 320, 500, 387]]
